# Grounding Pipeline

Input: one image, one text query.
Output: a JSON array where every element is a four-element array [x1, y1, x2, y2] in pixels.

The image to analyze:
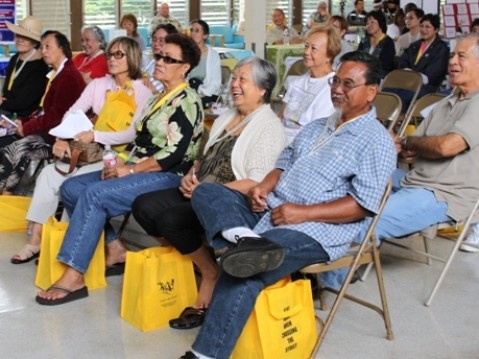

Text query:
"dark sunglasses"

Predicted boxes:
[[106, 51, 126, 60], [154, 53, 184, 64]]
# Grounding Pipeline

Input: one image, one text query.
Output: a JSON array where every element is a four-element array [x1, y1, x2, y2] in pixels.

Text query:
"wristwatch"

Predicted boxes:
[[401, 136, 409, 151]]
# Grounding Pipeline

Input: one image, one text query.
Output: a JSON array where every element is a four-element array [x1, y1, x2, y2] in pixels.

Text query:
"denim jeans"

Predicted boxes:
[[191, 183, 330, 358], [58, 170, 181, 273], [321, 169, 452, 290]]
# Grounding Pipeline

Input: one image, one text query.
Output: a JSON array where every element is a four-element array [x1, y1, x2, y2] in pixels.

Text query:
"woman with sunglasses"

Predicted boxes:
[[72, 25, 108, 84], [0, 30, 85, 195], [132, 57, 287, 329], [35, 33, 203, 306], [188, 19, 222, 107], [142, 23, 178, 94], [11, 37, 152, 265]]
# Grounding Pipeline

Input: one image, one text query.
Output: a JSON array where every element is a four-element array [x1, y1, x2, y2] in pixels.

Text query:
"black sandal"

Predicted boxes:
[[169, 307, 207, 330]]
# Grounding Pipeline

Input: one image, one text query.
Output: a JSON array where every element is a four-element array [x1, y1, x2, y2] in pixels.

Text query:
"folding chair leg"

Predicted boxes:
[[425, 199, 479, 306], [372, 246, 394, 339]]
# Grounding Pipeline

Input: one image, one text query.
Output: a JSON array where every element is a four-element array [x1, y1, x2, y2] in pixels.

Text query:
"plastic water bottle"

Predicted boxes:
[[282, 28, 290, 45], [103, 144, 117, 168]]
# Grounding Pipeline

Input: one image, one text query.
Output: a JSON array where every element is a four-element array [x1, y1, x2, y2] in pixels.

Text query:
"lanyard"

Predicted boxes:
[[415, 40, 431, 65], [39, 69, 57, 108], [137, 82, 189, 131], [7, 49, 37, 91]]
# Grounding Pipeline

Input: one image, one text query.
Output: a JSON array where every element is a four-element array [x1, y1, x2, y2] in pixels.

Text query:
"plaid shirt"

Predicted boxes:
[[254, 108, 396, 261]]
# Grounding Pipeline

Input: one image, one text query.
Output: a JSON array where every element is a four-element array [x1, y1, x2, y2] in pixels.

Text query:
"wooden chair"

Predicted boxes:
[[300, 181, 393, 357], [373, 92, 402, 134]]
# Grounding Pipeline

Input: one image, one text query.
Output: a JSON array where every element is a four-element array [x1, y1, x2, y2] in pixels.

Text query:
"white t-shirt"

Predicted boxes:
[[282, 71, 336, 143]]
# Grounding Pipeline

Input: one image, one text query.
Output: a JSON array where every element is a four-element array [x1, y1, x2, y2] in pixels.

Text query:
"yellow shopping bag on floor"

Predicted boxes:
[[0, 195, 31, 232], [35, 216, 107, 290], [120, 246, 197, 332], [231, 277, 317, 359]]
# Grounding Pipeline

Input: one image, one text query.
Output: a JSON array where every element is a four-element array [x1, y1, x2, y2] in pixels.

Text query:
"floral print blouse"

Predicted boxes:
[[131, 86, 204, 176]]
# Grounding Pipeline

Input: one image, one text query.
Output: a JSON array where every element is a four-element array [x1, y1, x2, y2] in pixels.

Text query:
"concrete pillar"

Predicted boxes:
[[244, 0, 267, 58]]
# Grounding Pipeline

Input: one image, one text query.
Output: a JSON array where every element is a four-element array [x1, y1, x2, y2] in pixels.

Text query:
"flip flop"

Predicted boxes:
[[105, 262, 125, 277], [10, 244, 40, 264], [169, 307, 207, 330], [36, 285, 89, 306]]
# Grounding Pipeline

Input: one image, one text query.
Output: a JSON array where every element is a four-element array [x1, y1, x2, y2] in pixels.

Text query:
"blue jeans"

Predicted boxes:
[[191, 183, 330, 358], [58, 170, 181, 273], [321, 169, 451, 289]]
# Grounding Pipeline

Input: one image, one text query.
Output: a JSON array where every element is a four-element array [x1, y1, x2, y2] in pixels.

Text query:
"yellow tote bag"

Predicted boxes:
[[231, 277, 317, 359], [120, 246, 197, 332], [34, 216, 107, 290], [0, 195, 31, 232]]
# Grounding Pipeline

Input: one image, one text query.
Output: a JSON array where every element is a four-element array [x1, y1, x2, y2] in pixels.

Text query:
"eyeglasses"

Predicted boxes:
[[190, 27, 203, 33], [106, 51, 126, 60], [328, 76, 367, 92], [153, 53, 184, 64]]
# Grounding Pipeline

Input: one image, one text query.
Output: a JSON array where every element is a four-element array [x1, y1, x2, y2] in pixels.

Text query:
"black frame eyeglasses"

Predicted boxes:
[[154, 53, 184, 64], [106, 51, 126, 60], [328, 76, 367, 92]]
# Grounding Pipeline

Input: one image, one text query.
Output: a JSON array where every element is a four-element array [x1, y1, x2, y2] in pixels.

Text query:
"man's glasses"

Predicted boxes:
[[328, 76, 367, 92], [106, 51, 126, 60], [190, 27, 203, 33], [154, 53, 184, 64]]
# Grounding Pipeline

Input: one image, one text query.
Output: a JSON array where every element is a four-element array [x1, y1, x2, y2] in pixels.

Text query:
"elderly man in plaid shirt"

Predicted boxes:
[[179, 51, 397, 359]]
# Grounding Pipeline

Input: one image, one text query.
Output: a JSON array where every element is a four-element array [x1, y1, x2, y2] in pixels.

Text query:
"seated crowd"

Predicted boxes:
[[3, 3, 479, 359]]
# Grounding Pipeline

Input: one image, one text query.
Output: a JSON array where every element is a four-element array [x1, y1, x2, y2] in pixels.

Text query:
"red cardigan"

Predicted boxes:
[[73, 52, 109, 80], [21, 59, 86, 138]]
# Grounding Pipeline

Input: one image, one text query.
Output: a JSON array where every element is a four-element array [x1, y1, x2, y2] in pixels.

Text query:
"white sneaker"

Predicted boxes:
[[460, 224, 479, 253]]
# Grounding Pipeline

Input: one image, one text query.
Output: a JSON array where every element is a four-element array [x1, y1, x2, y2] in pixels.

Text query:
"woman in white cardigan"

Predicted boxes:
[[188, 19, 222, 107], [131, 57, 287, 329]]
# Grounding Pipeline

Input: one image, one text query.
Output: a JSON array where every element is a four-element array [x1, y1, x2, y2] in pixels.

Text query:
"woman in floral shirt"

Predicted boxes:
[[35, 33, 204, 306]]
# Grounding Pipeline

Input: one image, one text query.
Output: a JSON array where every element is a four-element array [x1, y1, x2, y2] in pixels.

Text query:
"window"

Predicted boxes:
[[200, 0, 231, 25], [31, 0, 71, 39], [84, 0, 117, 28], [122, 0, 154, 27], [266, 1, 293, 26], [155, 0, 188, 27]]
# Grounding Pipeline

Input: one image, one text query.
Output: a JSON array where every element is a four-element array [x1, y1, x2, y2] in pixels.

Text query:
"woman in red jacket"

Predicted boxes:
[[0, 30, 85, 195]]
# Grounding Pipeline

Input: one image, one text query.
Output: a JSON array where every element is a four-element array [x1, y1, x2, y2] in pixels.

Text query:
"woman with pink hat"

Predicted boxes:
[[0, 16, 49, 117]]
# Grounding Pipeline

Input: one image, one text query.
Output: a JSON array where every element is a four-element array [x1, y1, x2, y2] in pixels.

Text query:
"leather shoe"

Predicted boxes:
[[220, 236, 286, 278]]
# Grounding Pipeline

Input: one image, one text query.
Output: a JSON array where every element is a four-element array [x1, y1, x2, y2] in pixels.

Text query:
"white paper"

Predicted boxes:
[[48, 109, 93, 139], [457, 4, 469, 14], [458, 14, 471, 26], [445, 27, 458, 39], [443, 4, 455, 15], [470, 4, 479, 13], [444, 16, 457, 27]]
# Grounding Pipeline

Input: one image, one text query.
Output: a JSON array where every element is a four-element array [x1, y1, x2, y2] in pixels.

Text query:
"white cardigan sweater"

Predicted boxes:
[[204, 104, 287, 182]]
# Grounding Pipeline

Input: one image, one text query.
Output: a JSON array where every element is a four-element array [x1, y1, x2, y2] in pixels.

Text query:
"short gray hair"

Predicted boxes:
[[455, 32, 479, 60], [234, 57, 277, 103], [82, 26, 107, 51]]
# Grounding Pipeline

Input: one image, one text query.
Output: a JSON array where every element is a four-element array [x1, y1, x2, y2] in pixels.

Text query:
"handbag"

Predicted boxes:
[[231, 277, 318, 359], [34, 216, 107, 290], [120, 246, 197, 332], [0, 195, 31, 232], [55, 141, 104, 175]]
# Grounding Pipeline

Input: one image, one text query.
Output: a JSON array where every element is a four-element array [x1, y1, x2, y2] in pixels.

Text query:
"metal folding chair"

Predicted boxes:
[[373, 92, 403, 134], [300, 181, 393, 357], [381, 69, 423, 126]]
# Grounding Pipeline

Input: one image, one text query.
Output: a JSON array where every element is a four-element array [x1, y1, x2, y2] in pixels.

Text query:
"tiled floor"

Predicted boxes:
[[0, 226, 478, 359]]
